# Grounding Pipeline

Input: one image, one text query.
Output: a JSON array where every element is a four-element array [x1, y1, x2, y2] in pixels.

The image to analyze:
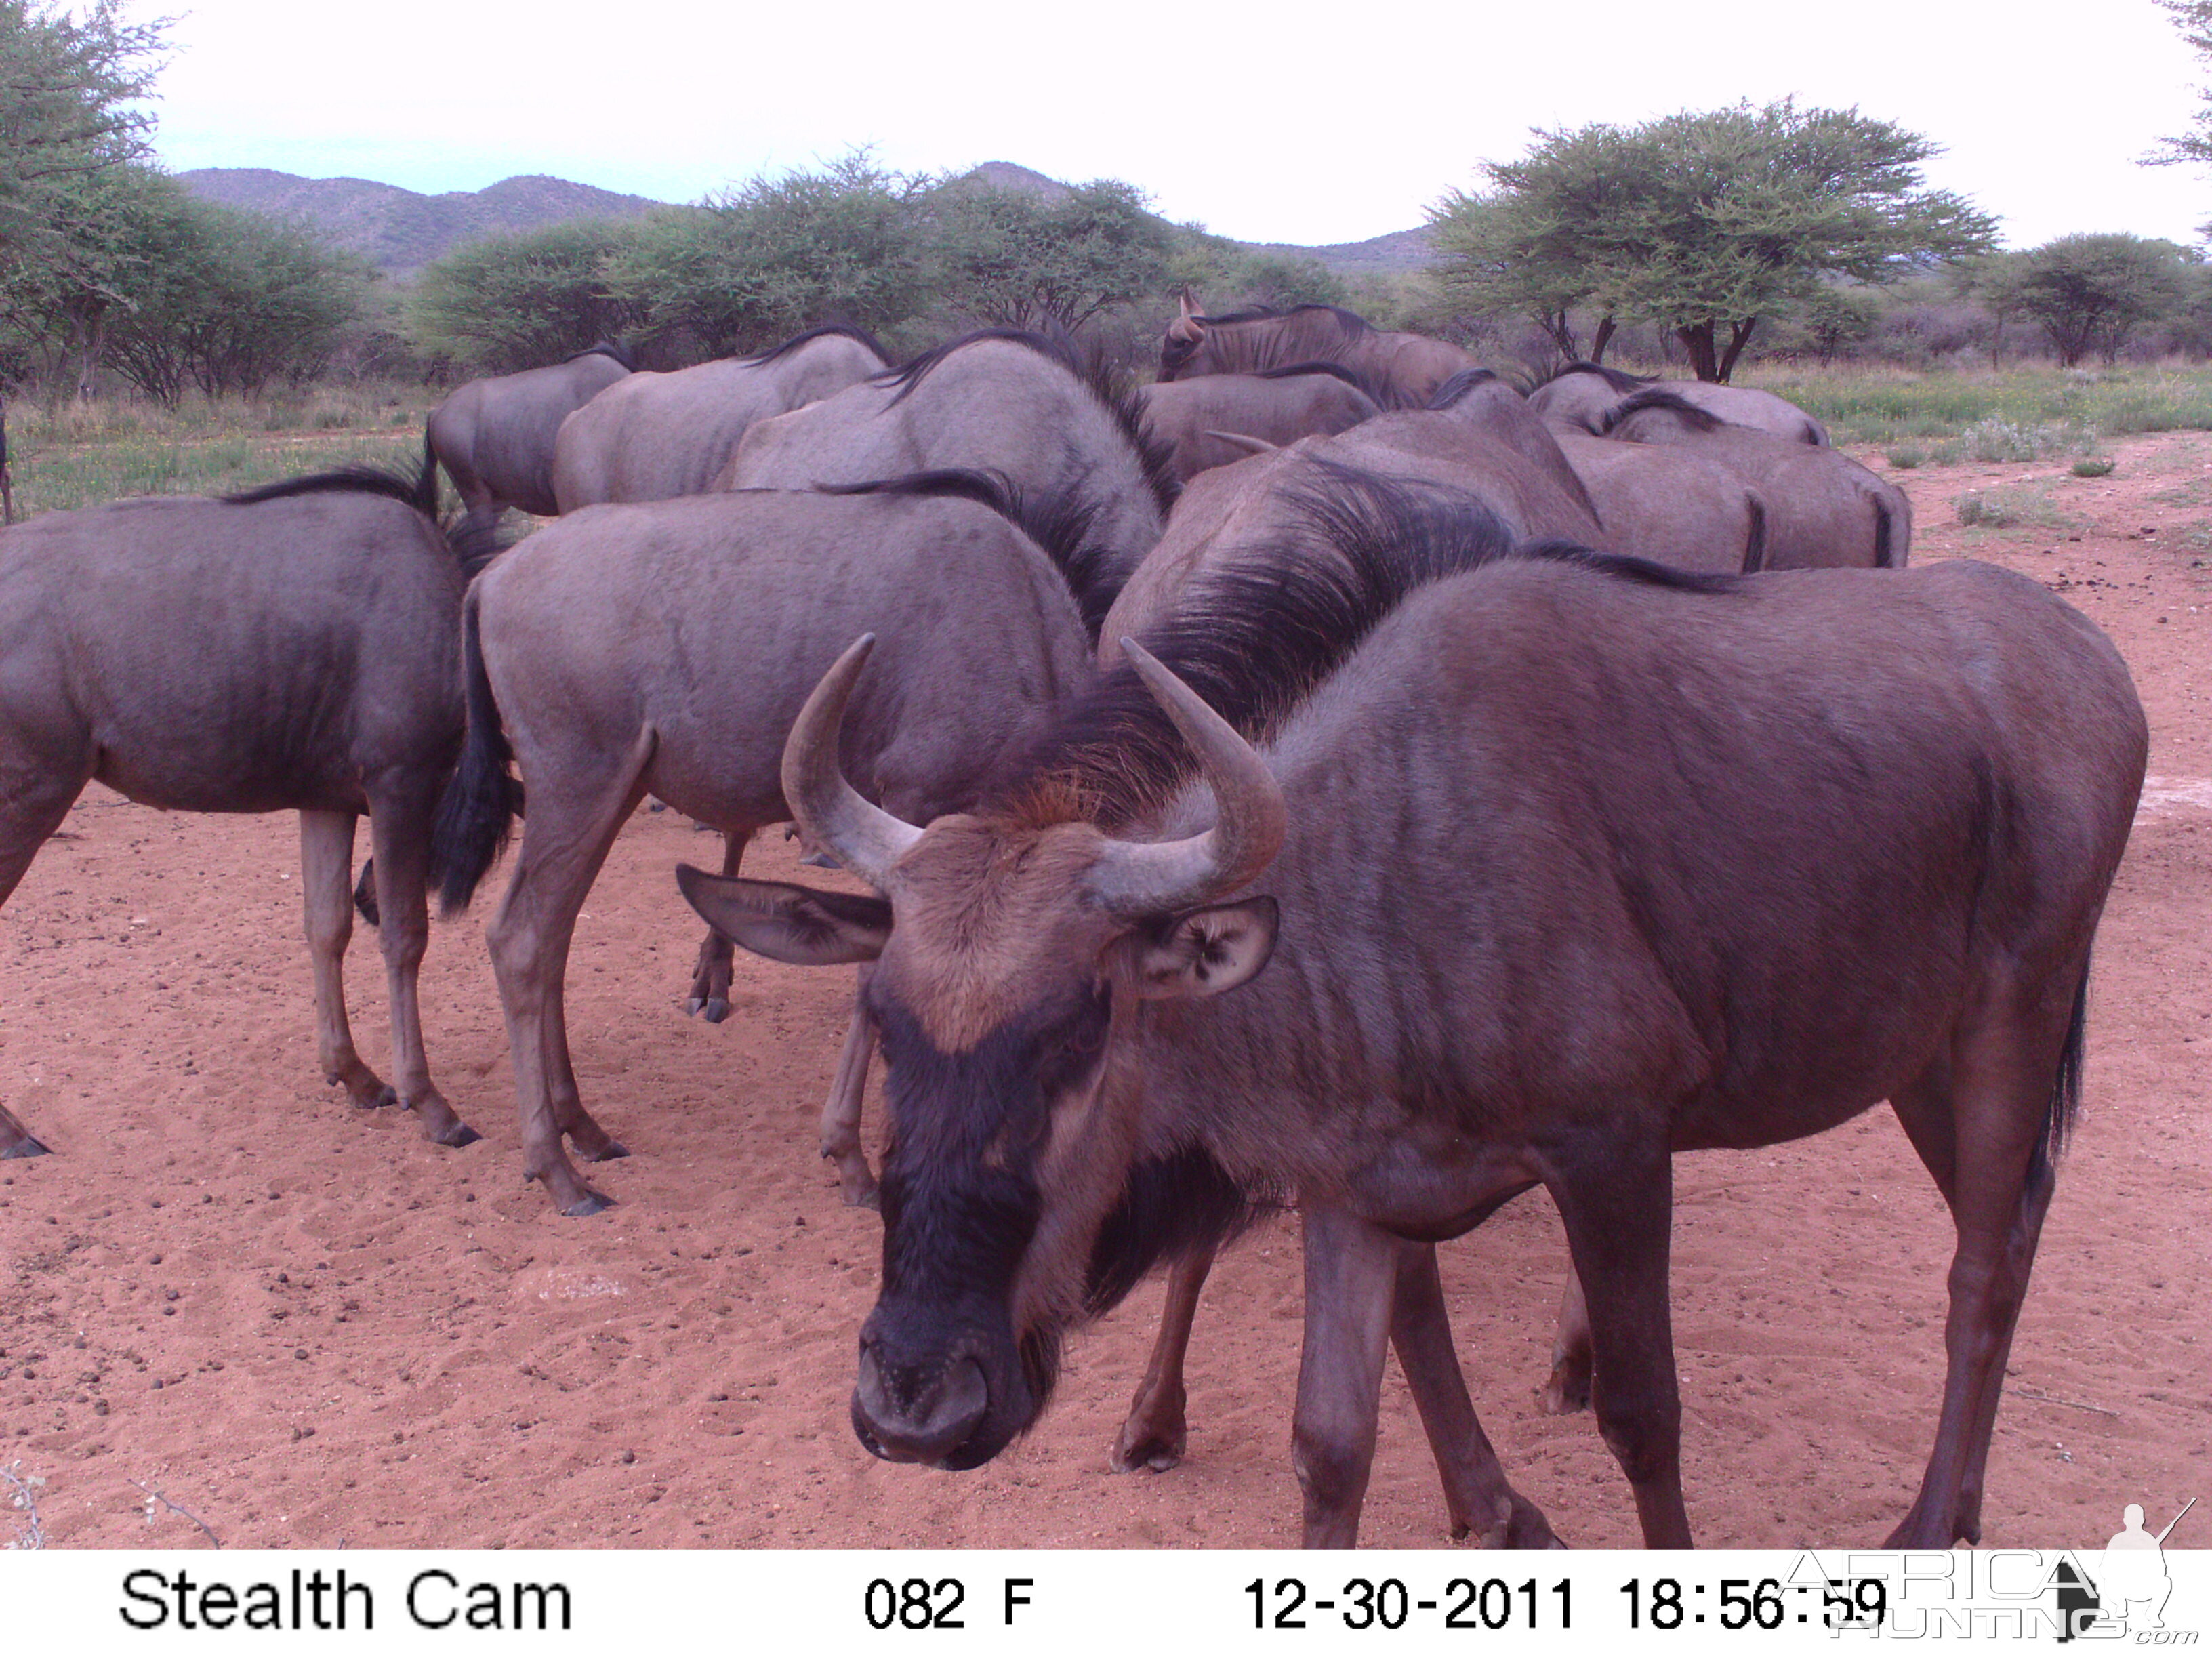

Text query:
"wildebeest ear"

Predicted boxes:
[[675, 865, 890, 966], [1128, 897, 1278, 1000]]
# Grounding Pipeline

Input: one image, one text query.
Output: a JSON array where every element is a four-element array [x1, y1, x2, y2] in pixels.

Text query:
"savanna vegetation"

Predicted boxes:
[[10, 0, 2212, 518]]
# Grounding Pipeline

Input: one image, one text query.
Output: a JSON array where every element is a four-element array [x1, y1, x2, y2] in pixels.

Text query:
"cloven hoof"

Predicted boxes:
[[563, 1191, 615, 1218], [366, 1084, 399, 1110], [583, 1139, 630, 1163], [1, 1135, 54, 1160], [436, 1123, 483, 1149]]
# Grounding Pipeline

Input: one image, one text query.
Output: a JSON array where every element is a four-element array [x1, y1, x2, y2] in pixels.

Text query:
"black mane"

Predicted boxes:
[[989, 462, 1513, 828], [1426, 365, 1501, 409], [1258, 359, 1381, 398], [1602, 388, 1727, 435], [565, 340, 636, 371], [991, 459, 1734, 831], [817, 470, 1120, 640], [225, 462, 437, 518], [1531, 359, 1652, 394], [1197, 302, 1374, 340], [745, 322, 890, 369]]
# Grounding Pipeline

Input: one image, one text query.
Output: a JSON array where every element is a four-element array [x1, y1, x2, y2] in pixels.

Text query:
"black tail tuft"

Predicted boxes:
[[1742, 493, 1768, 575], [446, 503, 510, 579], [2038, 956, 2093, 1179], [1873, 497, 1903, 569], [428, 594, 523, 914], [353, 859, 380, 927]]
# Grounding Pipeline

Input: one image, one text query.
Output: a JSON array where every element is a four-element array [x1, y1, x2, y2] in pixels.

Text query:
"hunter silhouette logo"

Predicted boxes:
[[2057, 1497, 2197, 1642]]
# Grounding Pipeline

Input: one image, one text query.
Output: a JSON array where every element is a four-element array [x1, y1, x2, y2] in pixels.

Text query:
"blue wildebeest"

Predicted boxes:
[[1134, 363, 1381, 485], [1429, 368, 1768, 575], [551, 326, 890, 511], [428, 475, 1108, 1216], [0, 466, 495, 1161], [1159, 293, 1481, 409], [1598, 390, 1910, 568], [1528, 360, 1831, 446], [720, 329, 1176, 609], [426, 343, 633, 520], [683, 466, 2145, 1548]]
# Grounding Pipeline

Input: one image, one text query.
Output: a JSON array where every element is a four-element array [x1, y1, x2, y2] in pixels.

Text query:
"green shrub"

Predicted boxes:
[[1885, 445, 1926, 468], [2072, 457, 2117, 478], [1956, 486, 2065, 528]]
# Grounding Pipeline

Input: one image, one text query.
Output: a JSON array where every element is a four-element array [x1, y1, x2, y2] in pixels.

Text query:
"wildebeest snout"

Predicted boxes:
[[852, 1337, 989, 1467]]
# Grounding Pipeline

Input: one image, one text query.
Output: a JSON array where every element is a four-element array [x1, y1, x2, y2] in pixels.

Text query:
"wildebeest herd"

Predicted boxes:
[[0, 298, 2150, 1551]]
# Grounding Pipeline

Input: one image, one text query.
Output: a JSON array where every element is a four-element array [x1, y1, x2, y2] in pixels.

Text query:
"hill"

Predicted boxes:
[[176, 162, 1434, 279], [177, 169, 666, 274]]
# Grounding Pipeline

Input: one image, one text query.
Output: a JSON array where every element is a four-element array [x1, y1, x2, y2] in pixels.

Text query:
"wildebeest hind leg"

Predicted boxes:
[[1884, 1007, 2066, 1548], [366, 786, 478, 1147], [1549, 1135, 1694, 1547], [544, 964, 627, 1162], [485, 728, 655, 1214], [0, 760, 87, 1155], [685, 833, 744, 1022], [821, 967, 878, 1206], [1392, 1242, 1559, 1546], [1292, 1206, 1403, 1547], [299, 811, 395, 1110], [1113, 1243, 1214, 1473], [1538, 1269, 1593, 1414]]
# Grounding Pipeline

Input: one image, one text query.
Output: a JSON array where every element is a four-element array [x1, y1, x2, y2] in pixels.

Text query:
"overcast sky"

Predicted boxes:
[[141, 0, 2209, 251]]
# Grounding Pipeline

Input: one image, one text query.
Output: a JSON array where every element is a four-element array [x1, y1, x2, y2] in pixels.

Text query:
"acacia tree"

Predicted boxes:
[[2013, 234, 2192, 367], [409, 221, 646, 373], [0, 1, 163, 285], [923, 177, 1176, 332], [1431, 100, 1997, 380], [602, 154, 931, 357]]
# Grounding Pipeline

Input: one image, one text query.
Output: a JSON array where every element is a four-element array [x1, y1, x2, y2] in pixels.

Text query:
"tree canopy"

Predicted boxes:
[[0, 1, 165, 369], [921, 177, 1176, 333], [1430, 99, 1998, 380], [2011, 234, 2194, 367]]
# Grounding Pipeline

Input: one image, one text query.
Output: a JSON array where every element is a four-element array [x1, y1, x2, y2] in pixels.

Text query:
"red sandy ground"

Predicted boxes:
[[2, 434, 2207, 1551]]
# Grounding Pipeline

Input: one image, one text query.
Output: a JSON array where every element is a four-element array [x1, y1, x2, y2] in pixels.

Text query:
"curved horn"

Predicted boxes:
[[781, 635, 923, 890], [1085, 640, 1286, 918], [1202, 430, 1277, 455]]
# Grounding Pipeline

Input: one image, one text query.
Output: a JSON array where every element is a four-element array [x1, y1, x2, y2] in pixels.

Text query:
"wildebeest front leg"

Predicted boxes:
[[1538, 1270, 1593, 1414], [366, 787, 478, 1147], [1112, 1243, 1215, 1473], [821, 966, 879, 1206], [1391, 1243, 1559, 1547], [685, 832, 743, 1022], [0, 758, 85, 1155], [1549, 1135, 1693, 1547], [1292, 1206, 1402, 1547], [299, 810, 395, 1110]]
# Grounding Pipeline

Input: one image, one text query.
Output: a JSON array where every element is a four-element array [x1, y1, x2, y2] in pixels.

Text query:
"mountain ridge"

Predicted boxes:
[[177, 161, 1433, 277]]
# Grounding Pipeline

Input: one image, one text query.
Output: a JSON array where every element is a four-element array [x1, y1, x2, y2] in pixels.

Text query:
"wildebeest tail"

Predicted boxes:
[[419, 426, 442, 516], [2036, 954, 2093, 1181], [1874, 496, 1906, 569], [429, 591, 523, 914], [1742, 494, 1767, 574]]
